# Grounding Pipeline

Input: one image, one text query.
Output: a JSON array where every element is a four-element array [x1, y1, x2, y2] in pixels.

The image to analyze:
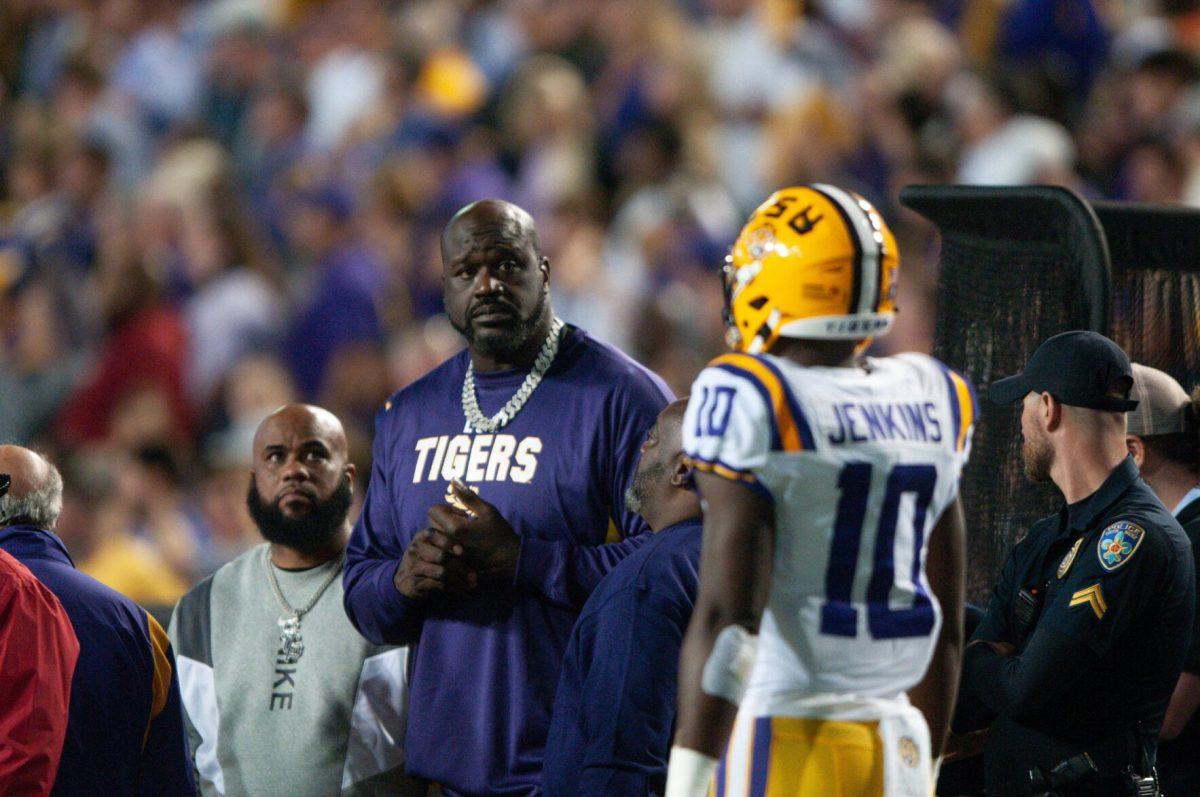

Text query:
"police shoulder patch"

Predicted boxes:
[[1096, 520, 1146, 572]]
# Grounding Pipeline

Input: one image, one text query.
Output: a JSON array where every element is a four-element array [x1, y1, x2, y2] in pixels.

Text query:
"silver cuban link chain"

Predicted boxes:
[[264, 549, 346, 664], [461, 317, 565, 434]]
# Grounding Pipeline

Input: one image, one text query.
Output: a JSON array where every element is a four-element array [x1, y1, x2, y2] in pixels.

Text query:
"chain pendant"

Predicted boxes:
[[463, 317, 564, 434], [278, 616, 304, 663]]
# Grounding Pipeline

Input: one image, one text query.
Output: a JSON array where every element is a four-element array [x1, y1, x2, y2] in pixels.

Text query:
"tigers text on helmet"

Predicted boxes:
[[722, 184, 899, 353]]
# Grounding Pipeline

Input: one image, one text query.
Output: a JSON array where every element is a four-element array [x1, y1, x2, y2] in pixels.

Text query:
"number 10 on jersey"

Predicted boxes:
[[820, 462, 938, 640]]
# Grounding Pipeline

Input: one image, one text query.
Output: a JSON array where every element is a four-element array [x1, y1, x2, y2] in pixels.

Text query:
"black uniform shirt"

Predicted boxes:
[[959, 456, 1194, 792]]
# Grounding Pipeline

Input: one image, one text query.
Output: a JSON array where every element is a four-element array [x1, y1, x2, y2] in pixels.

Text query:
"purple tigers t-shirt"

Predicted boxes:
[[344, 325, 672, 796]]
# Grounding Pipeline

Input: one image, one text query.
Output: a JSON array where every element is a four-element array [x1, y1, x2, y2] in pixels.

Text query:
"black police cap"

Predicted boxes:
[[989, 330, 1140, 412]]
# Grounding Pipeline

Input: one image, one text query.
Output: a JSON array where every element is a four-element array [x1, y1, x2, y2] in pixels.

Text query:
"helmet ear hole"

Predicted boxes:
[[748, 297, 768, 310]]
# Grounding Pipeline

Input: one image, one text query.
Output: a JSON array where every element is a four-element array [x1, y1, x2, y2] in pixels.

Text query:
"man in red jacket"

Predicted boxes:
[[0, 486, 80, 794]]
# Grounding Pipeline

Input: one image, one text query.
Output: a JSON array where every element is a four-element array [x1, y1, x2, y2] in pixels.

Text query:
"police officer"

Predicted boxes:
[[957, 331, 1195, 795]]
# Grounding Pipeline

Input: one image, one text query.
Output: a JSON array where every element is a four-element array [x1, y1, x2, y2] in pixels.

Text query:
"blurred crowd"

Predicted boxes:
[[3, 0, 1200, 609]]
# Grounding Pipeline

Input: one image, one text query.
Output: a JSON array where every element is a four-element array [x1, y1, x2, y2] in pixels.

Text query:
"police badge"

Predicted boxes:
[[1097, 520, 1146, 572], [1057, 537, 1083, 579]]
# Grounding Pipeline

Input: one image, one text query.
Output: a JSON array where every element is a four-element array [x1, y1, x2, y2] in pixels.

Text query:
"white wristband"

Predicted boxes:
[[665, 746, 719, 797], [701, 624, 758, 705]]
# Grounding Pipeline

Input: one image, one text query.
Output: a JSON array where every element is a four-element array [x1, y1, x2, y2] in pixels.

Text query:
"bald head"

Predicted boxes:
[[441, 199, 541, 262], [253, 404, 348, 459], [0, 445, 64, 529]]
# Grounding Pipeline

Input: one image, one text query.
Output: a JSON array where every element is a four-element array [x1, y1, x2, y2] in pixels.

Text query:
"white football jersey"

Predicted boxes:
[[683, 350, 975, 720]]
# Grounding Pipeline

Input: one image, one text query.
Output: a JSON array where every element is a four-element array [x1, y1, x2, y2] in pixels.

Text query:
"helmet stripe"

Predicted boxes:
[[812, 183, 881, 316], [809, 183, 863, 316]]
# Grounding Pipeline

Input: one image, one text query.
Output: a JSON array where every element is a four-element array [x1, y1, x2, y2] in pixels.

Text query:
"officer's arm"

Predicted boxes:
[[671, 472, 774, 760], [908, 496, 966, 759], [962, 622, 1097, 720], [1162, 673, 1200, 740]]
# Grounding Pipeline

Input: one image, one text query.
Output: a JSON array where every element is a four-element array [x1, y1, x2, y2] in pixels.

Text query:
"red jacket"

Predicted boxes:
[[0, 549, 79, 794]]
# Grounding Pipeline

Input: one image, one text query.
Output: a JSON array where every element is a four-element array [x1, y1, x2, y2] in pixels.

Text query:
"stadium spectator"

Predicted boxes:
[[959, 332, 1194, 793], [284, 185, 387, 401], [170, 404, 420, 796], [1125, 363, 1200, 794], [53, 251, 192, 447], [0, 534, 79, 793], [179, 179, 285, 408], [54, 451, 191, 612], [0, 444, 194, 795], [542, 397, 701, 796], [343, 199, 671, 794]]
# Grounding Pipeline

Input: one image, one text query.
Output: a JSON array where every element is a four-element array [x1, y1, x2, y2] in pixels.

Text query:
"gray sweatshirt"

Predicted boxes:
[[169, 544, 422, 796]]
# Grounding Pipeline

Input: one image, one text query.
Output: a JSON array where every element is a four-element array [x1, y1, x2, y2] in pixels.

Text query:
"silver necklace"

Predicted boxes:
[[264, 549, 345, 664], [461, 317, 565, 433]]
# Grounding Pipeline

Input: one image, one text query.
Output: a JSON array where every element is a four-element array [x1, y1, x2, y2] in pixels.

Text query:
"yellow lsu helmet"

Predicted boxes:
[[722, 184, 899, 353]]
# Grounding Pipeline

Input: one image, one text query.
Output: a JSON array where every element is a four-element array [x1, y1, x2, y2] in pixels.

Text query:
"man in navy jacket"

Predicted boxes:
[[542, 398, 702, 796]]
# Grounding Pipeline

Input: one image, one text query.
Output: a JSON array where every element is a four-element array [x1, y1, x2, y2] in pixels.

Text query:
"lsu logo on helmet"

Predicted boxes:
[[722, 184, 899, 353]]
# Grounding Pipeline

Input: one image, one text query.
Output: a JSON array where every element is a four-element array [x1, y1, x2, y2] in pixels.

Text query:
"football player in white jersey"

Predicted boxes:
[[665, 185, 974, 797]]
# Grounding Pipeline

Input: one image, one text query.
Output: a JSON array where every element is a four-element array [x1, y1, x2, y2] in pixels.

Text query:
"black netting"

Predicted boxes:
[[1111, 268, 1200, 386], [901, 186, 1111, 603], [934, 235, 1089, 601], [1095, 202, 1200, 389]]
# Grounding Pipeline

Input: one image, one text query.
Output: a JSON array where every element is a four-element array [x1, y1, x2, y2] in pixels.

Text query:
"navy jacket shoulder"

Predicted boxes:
[[578, 517, 703, 618], [0, 527, 147, 642], [0, 526, 194, 796]]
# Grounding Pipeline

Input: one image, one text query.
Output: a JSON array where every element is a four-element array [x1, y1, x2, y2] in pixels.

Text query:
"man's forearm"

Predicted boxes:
[[343, 558, 425, 645], [672, 609, 742, 757], [1161, 671, 1200, 740], [909, 632, 961, 758]]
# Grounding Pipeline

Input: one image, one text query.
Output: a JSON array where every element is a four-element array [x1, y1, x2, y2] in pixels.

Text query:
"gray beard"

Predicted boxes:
[[623, 483, 642, 516], [624, 461, 667, 517]]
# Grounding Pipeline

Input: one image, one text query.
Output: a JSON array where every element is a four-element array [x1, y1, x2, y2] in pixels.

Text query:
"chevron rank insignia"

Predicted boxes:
[[1097, 520, 1145, 571], [1070, 584, 1108, 620]]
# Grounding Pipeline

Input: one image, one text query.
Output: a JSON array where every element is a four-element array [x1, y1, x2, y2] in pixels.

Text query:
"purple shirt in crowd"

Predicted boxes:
[[343, 325, 672, 795]]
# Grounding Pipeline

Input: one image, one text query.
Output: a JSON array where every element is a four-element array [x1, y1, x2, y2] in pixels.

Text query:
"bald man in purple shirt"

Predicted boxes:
[[343, 199, 672, 795]]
